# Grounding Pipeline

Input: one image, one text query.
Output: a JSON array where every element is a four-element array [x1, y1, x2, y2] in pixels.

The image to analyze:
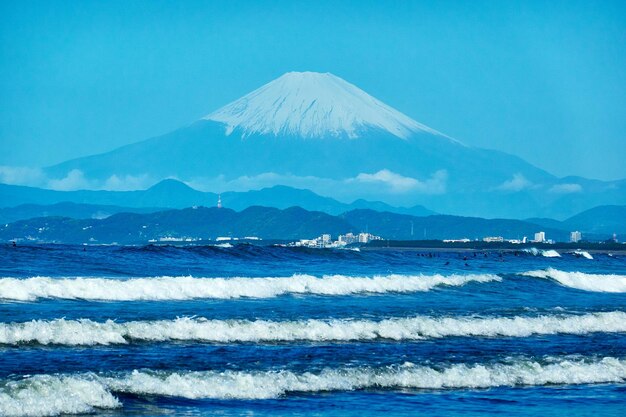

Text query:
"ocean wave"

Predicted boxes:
[[573, 250, 594, 260], [0, 374, 120, 417], [0, 273, 499, 302], [523, 268, 626, 293], [115, 243, 365, 260], [523, 248, 561, 257], [2, 312, 625, 346], [214, 243, 234, 248], [2, 357, 625, 416]]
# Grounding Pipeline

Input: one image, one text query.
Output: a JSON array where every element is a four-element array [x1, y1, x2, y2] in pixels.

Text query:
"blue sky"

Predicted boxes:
[[1, 0, 625, 180]]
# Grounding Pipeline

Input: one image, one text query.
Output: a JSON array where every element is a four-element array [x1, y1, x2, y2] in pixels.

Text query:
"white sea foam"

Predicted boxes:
[[0, 273, 500, 302], [214, 243, 233, 248], [2, 312, 625, 346], [103, 357, 626, 398], [523, 248, 561, 257], [573, 250, 594, 260], [2, 357, 625, 415], [525, 248, 540, 256], [523, 268, 626, 293], [0, 374, 120, 417]]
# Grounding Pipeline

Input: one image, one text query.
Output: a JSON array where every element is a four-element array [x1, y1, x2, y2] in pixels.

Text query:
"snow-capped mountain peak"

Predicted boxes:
[[204, 71, 443, 139]]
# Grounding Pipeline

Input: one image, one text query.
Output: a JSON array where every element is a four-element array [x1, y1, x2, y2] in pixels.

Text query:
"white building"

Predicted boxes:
[[357, 232, 382, 243], [290, 232, 381, 248], [338, 233, 357, 244], [570, 231, 582, 243], [483, 236, 504, 242], [533, 231, 546, 243]]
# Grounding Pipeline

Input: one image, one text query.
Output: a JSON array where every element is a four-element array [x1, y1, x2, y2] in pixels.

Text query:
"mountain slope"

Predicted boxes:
[[205, 71, 442, 139], [43, 72, 624, 218], [45, 72, 553, 190], [563, 205, 626, 235], [47, 118, 551, 190]]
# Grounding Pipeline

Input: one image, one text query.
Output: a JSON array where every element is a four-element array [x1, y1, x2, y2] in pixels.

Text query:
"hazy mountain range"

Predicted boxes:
[[1, 201, 623, 244], [0, 206, 567, 244], [0, 179, 433, 221], [34, 71, 624, 219], [1, 177, 623, 241]]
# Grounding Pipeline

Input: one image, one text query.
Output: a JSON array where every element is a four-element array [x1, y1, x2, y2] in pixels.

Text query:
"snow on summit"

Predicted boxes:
[[205, 72, 442, 139]]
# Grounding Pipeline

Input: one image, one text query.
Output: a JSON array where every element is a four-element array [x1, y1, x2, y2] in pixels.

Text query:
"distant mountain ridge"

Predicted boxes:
[[0, 206, 576, 244], [528, 205, 626, 235], [1, 180, 622, 237], [0, 206, 354, 243], [0, 202, 166, 225], [0, 179, 434, 218]]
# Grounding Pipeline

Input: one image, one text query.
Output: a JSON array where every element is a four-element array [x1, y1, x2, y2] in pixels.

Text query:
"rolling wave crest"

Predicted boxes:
[[2, 357, 625, 416], [523, 268, 626, 293], [0, 273, 499, 301], [2, 312, 625, 346]]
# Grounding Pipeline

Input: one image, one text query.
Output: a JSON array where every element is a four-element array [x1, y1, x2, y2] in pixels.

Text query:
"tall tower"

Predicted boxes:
[[217, 194, 222, 209]]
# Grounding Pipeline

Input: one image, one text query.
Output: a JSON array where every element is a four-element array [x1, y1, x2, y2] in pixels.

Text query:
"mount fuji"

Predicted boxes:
[[205, 71, 443, 140], [45, 72, 625, 218]]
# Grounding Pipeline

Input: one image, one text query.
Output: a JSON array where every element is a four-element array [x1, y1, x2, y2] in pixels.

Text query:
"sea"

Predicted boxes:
[[0, 243, 625, 416]]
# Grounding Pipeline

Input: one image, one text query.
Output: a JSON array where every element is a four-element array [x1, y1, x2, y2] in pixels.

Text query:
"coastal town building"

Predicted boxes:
[[570, 231, 582, 243], [338, 233, 358, 244], [291, 232, 382, 248]]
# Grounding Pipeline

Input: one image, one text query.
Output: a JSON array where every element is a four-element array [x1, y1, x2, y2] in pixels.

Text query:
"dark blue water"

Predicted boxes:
[[0, 243, 625, 416]]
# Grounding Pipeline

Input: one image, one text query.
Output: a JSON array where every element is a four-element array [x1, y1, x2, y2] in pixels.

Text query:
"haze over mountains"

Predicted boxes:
[[0, 179, 433, 221], [3, 71, 624, 219], [1, 177, 623, 242]]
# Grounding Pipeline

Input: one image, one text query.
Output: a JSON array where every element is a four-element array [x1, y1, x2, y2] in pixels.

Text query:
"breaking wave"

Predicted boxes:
[[2, 312, 625, 346], [0, 374, 120, 417], [523, 248, 561, 257], [2, 357, 625, 416], [523, 268, 626, 293], [0, 273, 500, 302], [573, 250, 594, 260]]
